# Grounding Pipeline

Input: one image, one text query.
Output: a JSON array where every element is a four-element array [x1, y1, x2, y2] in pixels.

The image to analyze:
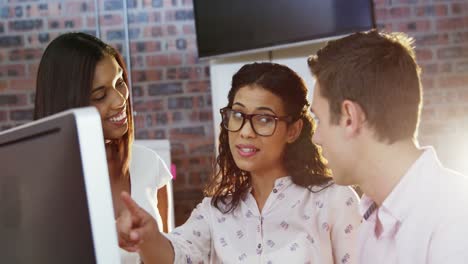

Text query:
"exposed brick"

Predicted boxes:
[[155, 112, 170, 125], [415, 4, 448, 17], [452, 2, 468, 15], [133, 99, 165, 112], [0, 80, 7, 91], [440, 62, 452, 73], [33, 2, 62, 17], [132, 69, 163, 82], [10, 109, 33, 121], [0, 95, 20, 106], [0, 7, 14, 19], [421, 77, 434, 90], [148, 82, 183, 96], [421, 64, 437, 75], [106, 30, 124, 41], [9, 78, 36, 90], [104, 0, 123, 11], [9, 48, 42, 62], [173, 197, 203, 225], [186, 37, 198, 51], [172, 111, 184, 122], [64, 1, 91, 13], [87, 15, 96, 27], [437, 46, 468, 60], [148, 11, 162, 22], [166, 66, 205, 80], [26, 32, 59, 46], [130, 41, 161, 53], [398, 20, 431, 32], [175, 10, 193, 21], [455, 61, 468, 72], [146, 54, 182, 67], [143, 25, 177, 37], [152, 0, 163, 8], [438, 75, 468, 88], [128, 0, 138, 8], [184, 52, 199, 64], [436, 17, 468, 31], [28, 63, 39, 77], [9, 19, 43, 31], [416, 48, 433, 61], [181, 0, 192, 6], [186, 81, 210, 93], [182, 24, 195, 34], [376, 22, 393, 32], [48, 17, 83, 29], [170, 126, 205, 139], [128, 12, 149, 24], [29, 92, 35, 105], [388, 7, 411, 19], [0, 111, 7, 122], [189, 110, 213, 122], [0, 64, 26, 78], [188, 170, 209, 186], [0, 36, 23, 48], [129, 28, 141, 40], [453, 31, 468, 43], [148, 129, 166, 139], [414, 33, 449, 46], [168, 96, 205, 109], [100, 14, 123, 26]]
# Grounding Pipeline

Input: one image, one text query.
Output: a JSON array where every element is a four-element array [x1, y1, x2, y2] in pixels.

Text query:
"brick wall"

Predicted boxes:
[[373, 0, 468, 175], [1, 0, 467, 225], [0, 0, 212, 226]]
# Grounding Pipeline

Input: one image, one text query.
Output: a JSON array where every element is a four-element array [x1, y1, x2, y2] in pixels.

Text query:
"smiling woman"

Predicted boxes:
[[33, 32, 172, 264], [90, 56, 129, 140]]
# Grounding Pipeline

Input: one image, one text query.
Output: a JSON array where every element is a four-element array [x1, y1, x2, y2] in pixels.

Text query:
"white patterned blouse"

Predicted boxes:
[[165, 176, 361, 264]]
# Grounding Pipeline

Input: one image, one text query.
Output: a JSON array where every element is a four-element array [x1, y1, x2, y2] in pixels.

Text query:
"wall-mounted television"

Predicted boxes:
[[193, 0, 376, 59]]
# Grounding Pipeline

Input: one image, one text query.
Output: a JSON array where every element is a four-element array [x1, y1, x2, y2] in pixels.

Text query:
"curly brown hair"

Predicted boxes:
[[205, 62, 332, 213]]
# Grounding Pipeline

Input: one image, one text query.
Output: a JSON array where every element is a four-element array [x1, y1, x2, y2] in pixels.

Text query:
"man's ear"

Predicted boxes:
[[287, 118, 303, 143], [341, 100, 366, 138]]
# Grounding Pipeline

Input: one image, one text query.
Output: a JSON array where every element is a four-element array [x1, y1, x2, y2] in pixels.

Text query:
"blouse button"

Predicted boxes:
[[257, 243, 262, 249], [272, 188, 278, 193]]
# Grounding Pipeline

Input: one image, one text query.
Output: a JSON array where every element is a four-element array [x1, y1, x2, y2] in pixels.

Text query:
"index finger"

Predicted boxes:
[[120, 191, 143, 218]]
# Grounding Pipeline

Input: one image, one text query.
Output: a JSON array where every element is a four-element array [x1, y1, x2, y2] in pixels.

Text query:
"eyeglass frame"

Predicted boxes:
[[220, 107, 294, 137]]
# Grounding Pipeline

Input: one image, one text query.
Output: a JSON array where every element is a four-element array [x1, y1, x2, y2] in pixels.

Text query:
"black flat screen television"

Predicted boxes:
[[193, 0, 376, 59]]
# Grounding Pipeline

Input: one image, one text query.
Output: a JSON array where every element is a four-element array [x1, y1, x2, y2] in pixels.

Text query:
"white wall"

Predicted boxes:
[[209, 42, 325, 147]]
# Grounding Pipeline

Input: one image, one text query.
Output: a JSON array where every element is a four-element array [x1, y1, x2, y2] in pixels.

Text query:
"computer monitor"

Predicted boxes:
[[0, 107, 120, 263]]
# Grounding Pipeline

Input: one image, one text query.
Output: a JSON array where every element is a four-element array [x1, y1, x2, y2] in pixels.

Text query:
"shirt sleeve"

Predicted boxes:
[[328, 185, 361, 264], [154, 153, 172, 189], [163, 198, 212, 264]]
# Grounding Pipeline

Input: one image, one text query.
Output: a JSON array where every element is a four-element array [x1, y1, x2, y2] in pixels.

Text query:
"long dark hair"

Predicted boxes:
[[34, 32, 134, 178], [205, 62, 332, 213]]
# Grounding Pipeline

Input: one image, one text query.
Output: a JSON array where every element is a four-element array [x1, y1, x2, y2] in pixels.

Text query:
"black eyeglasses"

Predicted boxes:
[[220, 107, 293, 136]]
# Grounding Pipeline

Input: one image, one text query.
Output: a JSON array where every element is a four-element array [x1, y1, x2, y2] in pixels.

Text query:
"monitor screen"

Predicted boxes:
[[0, 107, 119, 264], [194, 0, 375, 59]]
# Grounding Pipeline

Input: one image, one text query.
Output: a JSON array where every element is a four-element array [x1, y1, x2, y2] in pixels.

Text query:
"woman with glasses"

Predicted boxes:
[[117, 62, 361, 263]]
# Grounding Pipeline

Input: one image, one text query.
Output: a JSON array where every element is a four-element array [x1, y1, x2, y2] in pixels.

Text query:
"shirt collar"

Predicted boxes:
[[382, 146, 440, 222], [243, 176, 293, 201], [359, 146, 440, 222]]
